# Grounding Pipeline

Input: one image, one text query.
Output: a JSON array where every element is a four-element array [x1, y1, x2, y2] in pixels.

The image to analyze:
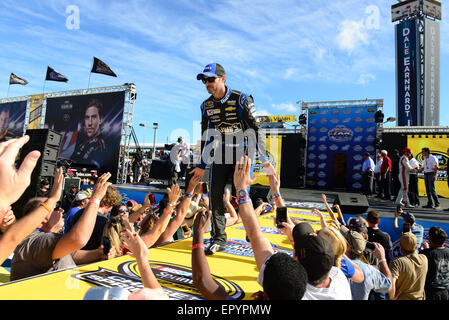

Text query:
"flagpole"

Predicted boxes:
[[42, 80, 46, 95], [87, 72, 92, 89]]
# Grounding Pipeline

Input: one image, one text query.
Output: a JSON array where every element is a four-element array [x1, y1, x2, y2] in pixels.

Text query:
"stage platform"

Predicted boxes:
[[115, 181, 449, 225]]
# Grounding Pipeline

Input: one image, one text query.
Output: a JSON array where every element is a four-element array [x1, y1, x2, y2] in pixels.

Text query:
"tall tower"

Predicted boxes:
[[392, 0, 441, 126]]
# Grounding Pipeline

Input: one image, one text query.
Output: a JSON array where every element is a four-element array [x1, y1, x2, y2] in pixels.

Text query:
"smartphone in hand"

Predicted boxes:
[[201, 182, 209, 194], [103, 236, 112, 255], [276, 207, 287, 229]]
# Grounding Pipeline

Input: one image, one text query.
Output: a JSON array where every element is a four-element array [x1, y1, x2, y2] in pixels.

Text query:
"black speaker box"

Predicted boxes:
[[333, 193, 369, 214], [12, 129, 62, 218]]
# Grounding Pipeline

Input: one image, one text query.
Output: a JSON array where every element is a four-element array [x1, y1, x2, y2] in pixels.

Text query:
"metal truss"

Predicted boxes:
[[1, 83, 137, 184]]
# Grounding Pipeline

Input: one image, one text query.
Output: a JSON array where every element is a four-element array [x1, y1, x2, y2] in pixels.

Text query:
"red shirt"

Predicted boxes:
[[380, 156, 392, 173]]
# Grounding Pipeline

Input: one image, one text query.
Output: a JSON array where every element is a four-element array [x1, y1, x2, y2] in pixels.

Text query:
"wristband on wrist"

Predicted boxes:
[[163, 208, 173, 215], [184, 193, 193, 198], [378, 258, 387, 264], [167, 202, 176, 208], [192, 243, 204, 250], [89, 198, 101, 205], [237, 196, 251, 205], [274, 193, 282, 202], [40, 202, 53, 213]]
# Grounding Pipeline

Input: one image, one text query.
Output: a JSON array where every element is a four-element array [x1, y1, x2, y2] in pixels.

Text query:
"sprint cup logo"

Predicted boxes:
[[328, 125, 354, 142], [72, 261, 245, 300]]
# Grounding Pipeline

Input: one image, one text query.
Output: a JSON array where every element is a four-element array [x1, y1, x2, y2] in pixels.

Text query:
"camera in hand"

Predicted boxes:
[[365, 241, 376, 251], [275, 207, 287, 229]]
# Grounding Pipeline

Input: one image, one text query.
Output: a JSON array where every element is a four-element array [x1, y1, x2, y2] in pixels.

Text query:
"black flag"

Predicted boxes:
[[91, 57, 117, 77], [9, 73, 29, 85], [45, 66, 68, 82]]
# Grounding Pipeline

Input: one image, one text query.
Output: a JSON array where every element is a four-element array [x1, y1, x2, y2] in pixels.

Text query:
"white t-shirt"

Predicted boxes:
[[409, 158, 420, 173], [374, 158, 383, 174], [302, 267, 352, 300], [423, 154, 439, 173]]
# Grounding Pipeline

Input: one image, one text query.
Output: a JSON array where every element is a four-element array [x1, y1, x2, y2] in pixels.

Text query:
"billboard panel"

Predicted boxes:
[[305, 106, 377, 191], [391, 0, 420, 22], [0, 101, 27, 142], [253, 135, 282, 186], [44, 91, 125, 181], [27, 94, 44, 130], [395, 19, 420, 126], [423, 18, 440, 126], [408, 135, 449, 198]]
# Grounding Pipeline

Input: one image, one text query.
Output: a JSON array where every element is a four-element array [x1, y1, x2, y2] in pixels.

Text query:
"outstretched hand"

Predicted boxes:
[[233, 156, 257, 191], [121, 229, 149, 260], [0, 136, 41, 209], [91, 172, 112, 201], [193, 208, 211, 235]]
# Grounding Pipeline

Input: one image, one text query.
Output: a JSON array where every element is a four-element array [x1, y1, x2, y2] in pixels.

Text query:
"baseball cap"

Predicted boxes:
[[347, 216, 367, 233], [400, 232, 417, 252], [196, 63, 225, 80], [75, 191, 90, 201], [403, 147, 412, 154], [401, 212, 415, 224], [293, 225, 334, 283], [345, 230, 367, 255]]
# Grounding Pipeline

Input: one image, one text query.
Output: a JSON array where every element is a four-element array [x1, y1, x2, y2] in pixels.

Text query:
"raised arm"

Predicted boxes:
[[121, 229, 169, 299], [140, 184, 181, 247], [52, 173, 112, 260], [234, 156, 274, 270], [128, 192, 152, 224], [157, 176, 201, 244], [0, 136, 44, 264], [191, 209, 229, 300], [224, 188, 239, 226]]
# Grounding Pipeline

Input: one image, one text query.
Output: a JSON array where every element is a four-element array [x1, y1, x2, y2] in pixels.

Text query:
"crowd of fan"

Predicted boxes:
[[0, 136, 448, 300]]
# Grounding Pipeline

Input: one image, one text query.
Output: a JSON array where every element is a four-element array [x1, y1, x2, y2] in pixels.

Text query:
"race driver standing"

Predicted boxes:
[[189, 63, 275, 255]]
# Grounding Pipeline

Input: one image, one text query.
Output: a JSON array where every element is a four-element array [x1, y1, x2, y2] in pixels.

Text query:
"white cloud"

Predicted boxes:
[[254, 109, 271, 116], [357, 73, 376, 85], [336, 19, 369, 52], [271, 103, 298, 113]]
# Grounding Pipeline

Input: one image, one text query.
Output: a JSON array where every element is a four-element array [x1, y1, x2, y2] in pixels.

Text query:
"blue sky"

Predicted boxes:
[[1, 0, 448, 146]]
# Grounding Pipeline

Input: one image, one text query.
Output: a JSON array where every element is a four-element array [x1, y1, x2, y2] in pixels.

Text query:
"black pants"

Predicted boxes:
[[408, 174, 420, 206], [362, 171, 373, 195], [381, 172, 391, 199], [208, 162, 254, 245]]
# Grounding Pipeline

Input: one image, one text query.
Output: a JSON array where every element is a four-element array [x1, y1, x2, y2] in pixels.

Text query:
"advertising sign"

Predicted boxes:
[[44, 91, 125, 181], [253, 135, 282, 186], [0, 101, 27, 141], [395, 18, 419, 126], [305, 106, 378, 191], [391, 0, 420, 22], [423, 18, 440, 126], [27, 94, 44, 130], [408, 134, 449, 198], [0, 208, 333, 299]]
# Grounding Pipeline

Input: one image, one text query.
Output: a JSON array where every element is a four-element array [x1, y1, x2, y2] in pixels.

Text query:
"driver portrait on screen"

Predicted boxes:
[[0, 107, 16, 142], [71, 99, 107, 169]]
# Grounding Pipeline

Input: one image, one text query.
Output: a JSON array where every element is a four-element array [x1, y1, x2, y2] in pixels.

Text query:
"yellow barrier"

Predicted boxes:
[[0, 208, 331, 300]]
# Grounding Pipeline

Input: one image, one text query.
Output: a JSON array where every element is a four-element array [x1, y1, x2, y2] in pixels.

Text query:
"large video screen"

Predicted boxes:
[[44, 91, 125, 181], [0, 101, 27, 142]]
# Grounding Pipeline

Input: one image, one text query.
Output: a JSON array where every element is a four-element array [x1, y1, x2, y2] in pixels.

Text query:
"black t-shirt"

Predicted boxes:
[[367, 227, 393, 251], [421, 247, 449, 291], [69, 208, 108, 250]]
